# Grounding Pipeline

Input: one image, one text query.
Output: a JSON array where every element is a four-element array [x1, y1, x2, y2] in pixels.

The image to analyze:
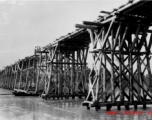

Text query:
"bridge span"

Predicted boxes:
[[1, 0, 152, 111]]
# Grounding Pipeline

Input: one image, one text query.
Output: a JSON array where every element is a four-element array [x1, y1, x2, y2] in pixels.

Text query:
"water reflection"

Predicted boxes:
[[1, 89, 152, 120]]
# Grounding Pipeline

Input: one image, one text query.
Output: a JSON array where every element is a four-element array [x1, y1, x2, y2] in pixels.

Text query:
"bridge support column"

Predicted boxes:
[[77, 18, 152, 110], [12, 55, 38, 96], [41, 43, 89, 100]]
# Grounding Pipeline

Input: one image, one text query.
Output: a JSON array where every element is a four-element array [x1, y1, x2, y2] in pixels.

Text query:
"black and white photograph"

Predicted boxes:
[[1, 0, 152, 120]]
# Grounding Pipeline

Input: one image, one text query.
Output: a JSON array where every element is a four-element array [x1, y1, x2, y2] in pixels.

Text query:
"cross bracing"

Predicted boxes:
[[0, 0, 152, 111]]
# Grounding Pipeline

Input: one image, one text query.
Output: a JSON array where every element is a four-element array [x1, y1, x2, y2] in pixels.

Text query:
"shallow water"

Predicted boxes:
[[0, 88, 152, 120]]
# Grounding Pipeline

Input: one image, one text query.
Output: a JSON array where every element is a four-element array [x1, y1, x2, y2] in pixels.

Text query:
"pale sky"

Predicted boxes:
[[0, 0, 128, 69]]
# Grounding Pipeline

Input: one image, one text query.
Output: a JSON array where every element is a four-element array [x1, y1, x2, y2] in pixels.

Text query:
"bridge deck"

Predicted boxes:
[[1, 0, 152, 112]]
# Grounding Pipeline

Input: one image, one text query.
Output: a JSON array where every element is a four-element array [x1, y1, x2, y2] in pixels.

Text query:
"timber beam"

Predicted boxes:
[[41, 43, 90, 100], [76, 0, 152, 111]]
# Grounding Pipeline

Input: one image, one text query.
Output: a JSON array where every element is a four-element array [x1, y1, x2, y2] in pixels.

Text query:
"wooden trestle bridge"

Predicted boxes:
[[1, 0, 152, 111]]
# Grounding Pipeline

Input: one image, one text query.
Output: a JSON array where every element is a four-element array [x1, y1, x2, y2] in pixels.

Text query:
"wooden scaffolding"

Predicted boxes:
[[76, 0, 152, 110], [41, 30, 90, 99], [0, 65, 15, 90], [1, 0, 152, 112], [34, 46, 48, 95], [13, 55, 39, 95]]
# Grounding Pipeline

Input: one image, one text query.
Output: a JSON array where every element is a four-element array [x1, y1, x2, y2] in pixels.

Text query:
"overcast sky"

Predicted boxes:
[[0, 0, 128, 69]]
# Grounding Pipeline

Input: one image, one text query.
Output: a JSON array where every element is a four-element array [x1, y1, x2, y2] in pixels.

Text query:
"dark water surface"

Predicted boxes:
[[0, 88, 152, 120]]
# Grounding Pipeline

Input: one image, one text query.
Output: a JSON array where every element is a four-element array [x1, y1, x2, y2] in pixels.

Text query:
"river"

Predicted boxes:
[[0, 88, 152, 120]]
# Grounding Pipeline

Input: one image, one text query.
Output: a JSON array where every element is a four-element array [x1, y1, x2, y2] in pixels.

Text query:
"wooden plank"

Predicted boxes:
[[115, 20, 152, 26], [100, 10, 111, 14], [83, 21, 104, 27], [75, 24, 98, 30], [47, 62, 87, 65]]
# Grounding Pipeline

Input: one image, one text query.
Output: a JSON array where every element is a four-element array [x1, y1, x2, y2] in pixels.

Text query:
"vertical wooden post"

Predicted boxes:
[[18, 62, 23, 89], [35, 50, 39, 93], [60, 51, 63, 95], [64, 51, 67, 95], [111, 30, 115, 103], [71, 50, 75, 94], [46, 63, 52, 95], [137, 37, 141, 100], [67, 50, 70, 94], [129, 51, 133, 103], [147, 55, 152, 91], [103, 55, 106, 102], [56, 51, 58, 95], [58, 49, 61, 95], [119, 30, 123, 104]]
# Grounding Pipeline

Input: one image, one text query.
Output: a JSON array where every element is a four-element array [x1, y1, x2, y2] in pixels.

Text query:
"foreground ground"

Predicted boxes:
[[0, 88, 152, 120]]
